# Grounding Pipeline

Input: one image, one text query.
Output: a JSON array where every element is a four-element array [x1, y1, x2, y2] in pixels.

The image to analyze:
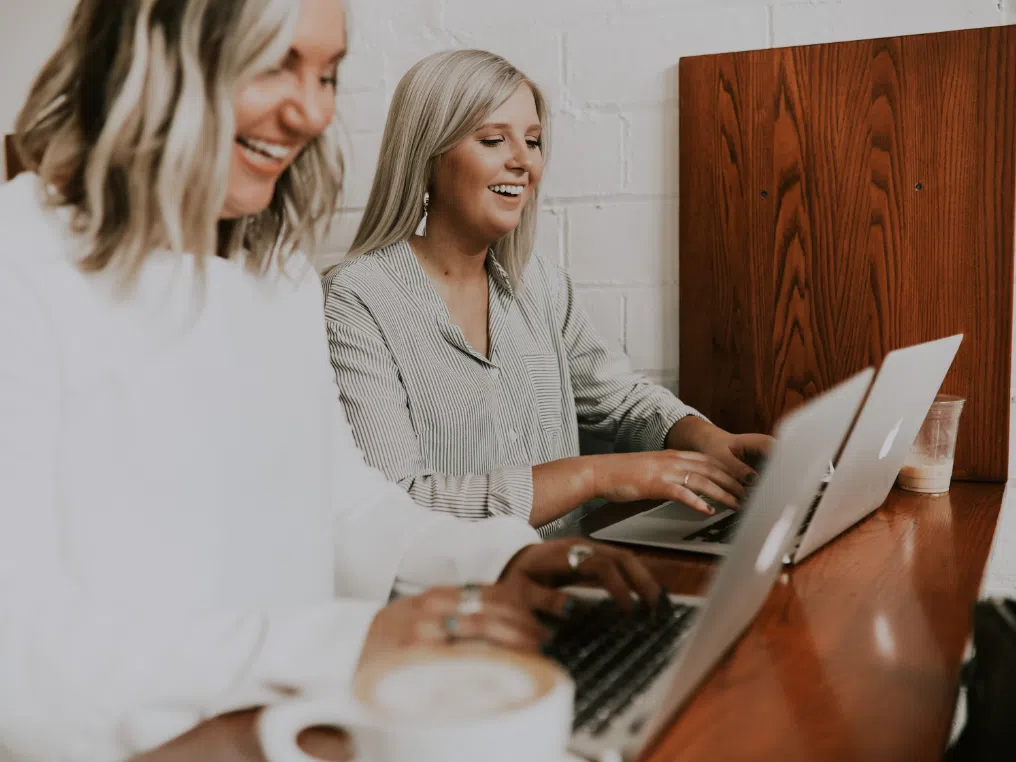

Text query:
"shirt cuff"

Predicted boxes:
[[394, 515, 540, 596], [253, 600, 382, 690], [488, 464, 535, 522], [640, 398, 708, 452]]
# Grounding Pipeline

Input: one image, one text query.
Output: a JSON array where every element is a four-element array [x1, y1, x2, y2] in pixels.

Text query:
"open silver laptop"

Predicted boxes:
[[791, 333, 963, 562], [591, 335, 962, 563], [557, 370, 873, 761]]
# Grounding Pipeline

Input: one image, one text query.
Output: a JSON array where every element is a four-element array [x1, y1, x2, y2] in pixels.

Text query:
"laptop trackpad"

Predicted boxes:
[[645, 500, 714, 522]]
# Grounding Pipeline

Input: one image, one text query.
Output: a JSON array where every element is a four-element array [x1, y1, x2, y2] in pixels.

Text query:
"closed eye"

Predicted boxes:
[[526, 138, 542, 149], [320, 65, 339, 88], [480, 137, 505, 147]]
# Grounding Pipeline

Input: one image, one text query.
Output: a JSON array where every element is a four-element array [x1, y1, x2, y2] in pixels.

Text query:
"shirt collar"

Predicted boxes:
[[486, 252, 516, 299], [374, 240, 444, 313], [382, 240, 517, 302]]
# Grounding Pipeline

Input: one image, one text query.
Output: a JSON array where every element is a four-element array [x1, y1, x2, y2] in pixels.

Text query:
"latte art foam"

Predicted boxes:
[[355, 645, 562, 724]]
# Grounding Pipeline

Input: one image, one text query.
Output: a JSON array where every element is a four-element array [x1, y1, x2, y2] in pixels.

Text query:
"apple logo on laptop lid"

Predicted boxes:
[[879, 417, 905, 460], [756, 504, 797, 573]]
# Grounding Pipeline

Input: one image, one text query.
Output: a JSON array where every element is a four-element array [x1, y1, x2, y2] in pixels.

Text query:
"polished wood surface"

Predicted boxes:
[[679, 26, 1016, 481], [133, 484, 1001, 762], [3, 134, 25, 181], [637, 483, 1002, 762]]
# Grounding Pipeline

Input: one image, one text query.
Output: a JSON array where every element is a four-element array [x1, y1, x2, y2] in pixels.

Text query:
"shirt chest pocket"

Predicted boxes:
[[523, 354, 565, 433]]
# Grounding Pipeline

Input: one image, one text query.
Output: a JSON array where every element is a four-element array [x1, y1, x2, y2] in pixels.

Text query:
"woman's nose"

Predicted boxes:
[[283, 80, 333, 136], [506, 145, 531, 171]]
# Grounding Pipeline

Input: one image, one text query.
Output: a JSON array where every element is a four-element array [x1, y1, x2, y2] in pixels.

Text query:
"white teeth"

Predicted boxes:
[[239, 136, 290, 161], [489, 184, 524, 196]]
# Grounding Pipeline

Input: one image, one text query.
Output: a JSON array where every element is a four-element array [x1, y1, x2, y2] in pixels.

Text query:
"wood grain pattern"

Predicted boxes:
[[131, 485, 1001, 762], [3, 135, 25, 181], [634, 484, 1002, 762], [680, 26, 1016, 481]]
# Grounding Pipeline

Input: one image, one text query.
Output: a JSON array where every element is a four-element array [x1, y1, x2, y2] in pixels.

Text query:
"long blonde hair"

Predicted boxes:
[[347, 49, 550, 289], [14, 0, 344, 285]]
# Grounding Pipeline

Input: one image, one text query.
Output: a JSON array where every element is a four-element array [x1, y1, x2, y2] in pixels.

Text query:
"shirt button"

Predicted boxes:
[[508, 430, 519, 442], [490, 367, 500, 381]]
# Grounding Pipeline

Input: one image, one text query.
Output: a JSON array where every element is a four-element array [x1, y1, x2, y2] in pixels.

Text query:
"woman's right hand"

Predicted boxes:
[[589, 451, 745, 515], [357, 586, 549, 669]]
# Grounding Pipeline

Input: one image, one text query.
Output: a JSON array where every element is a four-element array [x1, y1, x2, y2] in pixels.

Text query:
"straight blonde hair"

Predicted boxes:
[[14, 0, 344, 287], [347, 49, 550, 289]]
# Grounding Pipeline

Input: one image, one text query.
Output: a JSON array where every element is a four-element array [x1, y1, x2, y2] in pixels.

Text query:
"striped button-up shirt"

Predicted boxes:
[[322, 241, 699, 531]]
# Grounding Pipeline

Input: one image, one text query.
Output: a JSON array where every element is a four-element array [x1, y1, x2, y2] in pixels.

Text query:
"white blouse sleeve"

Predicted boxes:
[[0, 255, 538, 761], [0, 262, 381, 762]]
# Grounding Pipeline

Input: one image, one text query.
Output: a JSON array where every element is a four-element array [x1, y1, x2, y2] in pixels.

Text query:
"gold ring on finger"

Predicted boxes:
[[457, 583, 484, 616]]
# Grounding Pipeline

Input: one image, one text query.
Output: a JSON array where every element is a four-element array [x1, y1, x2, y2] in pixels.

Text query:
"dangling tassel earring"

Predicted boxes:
[[414, 191, 430, 237]]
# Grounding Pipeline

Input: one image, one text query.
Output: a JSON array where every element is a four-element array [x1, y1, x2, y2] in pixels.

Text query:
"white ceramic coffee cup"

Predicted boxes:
[[258, 644, 574, 762]]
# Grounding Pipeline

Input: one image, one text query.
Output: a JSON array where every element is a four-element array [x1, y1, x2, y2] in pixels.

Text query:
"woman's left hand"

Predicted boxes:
[[666, 416, 773, 485], [497, 539, 663, 615]]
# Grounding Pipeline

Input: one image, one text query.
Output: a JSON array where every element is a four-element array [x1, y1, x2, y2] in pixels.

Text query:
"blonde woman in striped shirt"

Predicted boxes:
[[325, 50, 772, 533]]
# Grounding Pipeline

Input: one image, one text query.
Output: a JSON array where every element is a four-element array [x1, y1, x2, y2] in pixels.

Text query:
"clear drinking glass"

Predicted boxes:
[[898, 394, 966, 495]]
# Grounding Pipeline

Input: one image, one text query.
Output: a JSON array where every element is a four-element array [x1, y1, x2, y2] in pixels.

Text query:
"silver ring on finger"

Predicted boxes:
[[457, 583, 484, 616], [443, 614, 462, 641], [567, 543, 595, 572], [683, 472, 691, 487]]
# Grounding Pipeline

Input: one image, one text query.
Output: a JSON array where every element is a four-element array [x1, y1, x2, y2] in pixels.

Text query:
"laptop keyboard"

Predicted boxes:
[[682, 462, 834, 548], [542, 594, 696, 737], [684, 510, 742, 544]]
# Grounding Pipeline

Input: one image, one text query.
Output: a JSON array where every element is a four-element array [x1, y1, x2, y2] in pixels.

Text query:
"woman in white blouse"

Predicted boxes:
[[324, 50, 773, 532], [0, 3, 661, 759]]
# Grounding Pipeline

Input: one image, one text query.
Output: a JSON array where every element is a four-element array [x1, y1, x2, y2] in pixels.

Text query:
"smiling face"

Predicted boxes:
[[427, 83, 545, 248], [221, 0, 347, 219]]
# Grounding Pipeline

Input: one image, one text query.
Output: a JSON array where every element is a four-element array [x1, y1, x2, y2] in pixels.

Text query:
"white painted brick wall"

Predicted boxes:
[[327, 0, 1015, 394], [567, 199, 679, 284], [575, 289, 626, 355], [566, 6, 770, 106], [541, 112, 624, 199], [0, 0, 78, 142]]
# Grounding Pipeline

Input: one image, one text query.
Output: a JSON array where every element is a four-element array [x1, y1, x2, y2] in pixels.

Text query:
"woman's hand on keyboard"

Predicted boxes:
[[498, 539, 663, 615], [588, 451, 744, 515], [665, 417, 774, 486], [358, 586, 550, 667]]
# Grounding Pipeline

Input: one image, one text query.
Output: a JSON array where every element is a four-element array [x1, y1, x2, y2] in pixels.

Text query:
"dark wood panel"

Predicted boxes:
[[895, 27, 1016, 481], [131, 485, 1002, 762], [4, 135, 25, 181], [769, 42, 874, 410], [680, 50, 778, 435], [680, 26, 1016, 481]]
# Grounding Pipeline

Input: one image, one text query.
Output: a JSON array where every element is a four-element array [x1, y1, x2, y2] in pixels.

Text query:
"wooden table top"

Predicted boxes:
[[133, 483, 1003, 762]]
